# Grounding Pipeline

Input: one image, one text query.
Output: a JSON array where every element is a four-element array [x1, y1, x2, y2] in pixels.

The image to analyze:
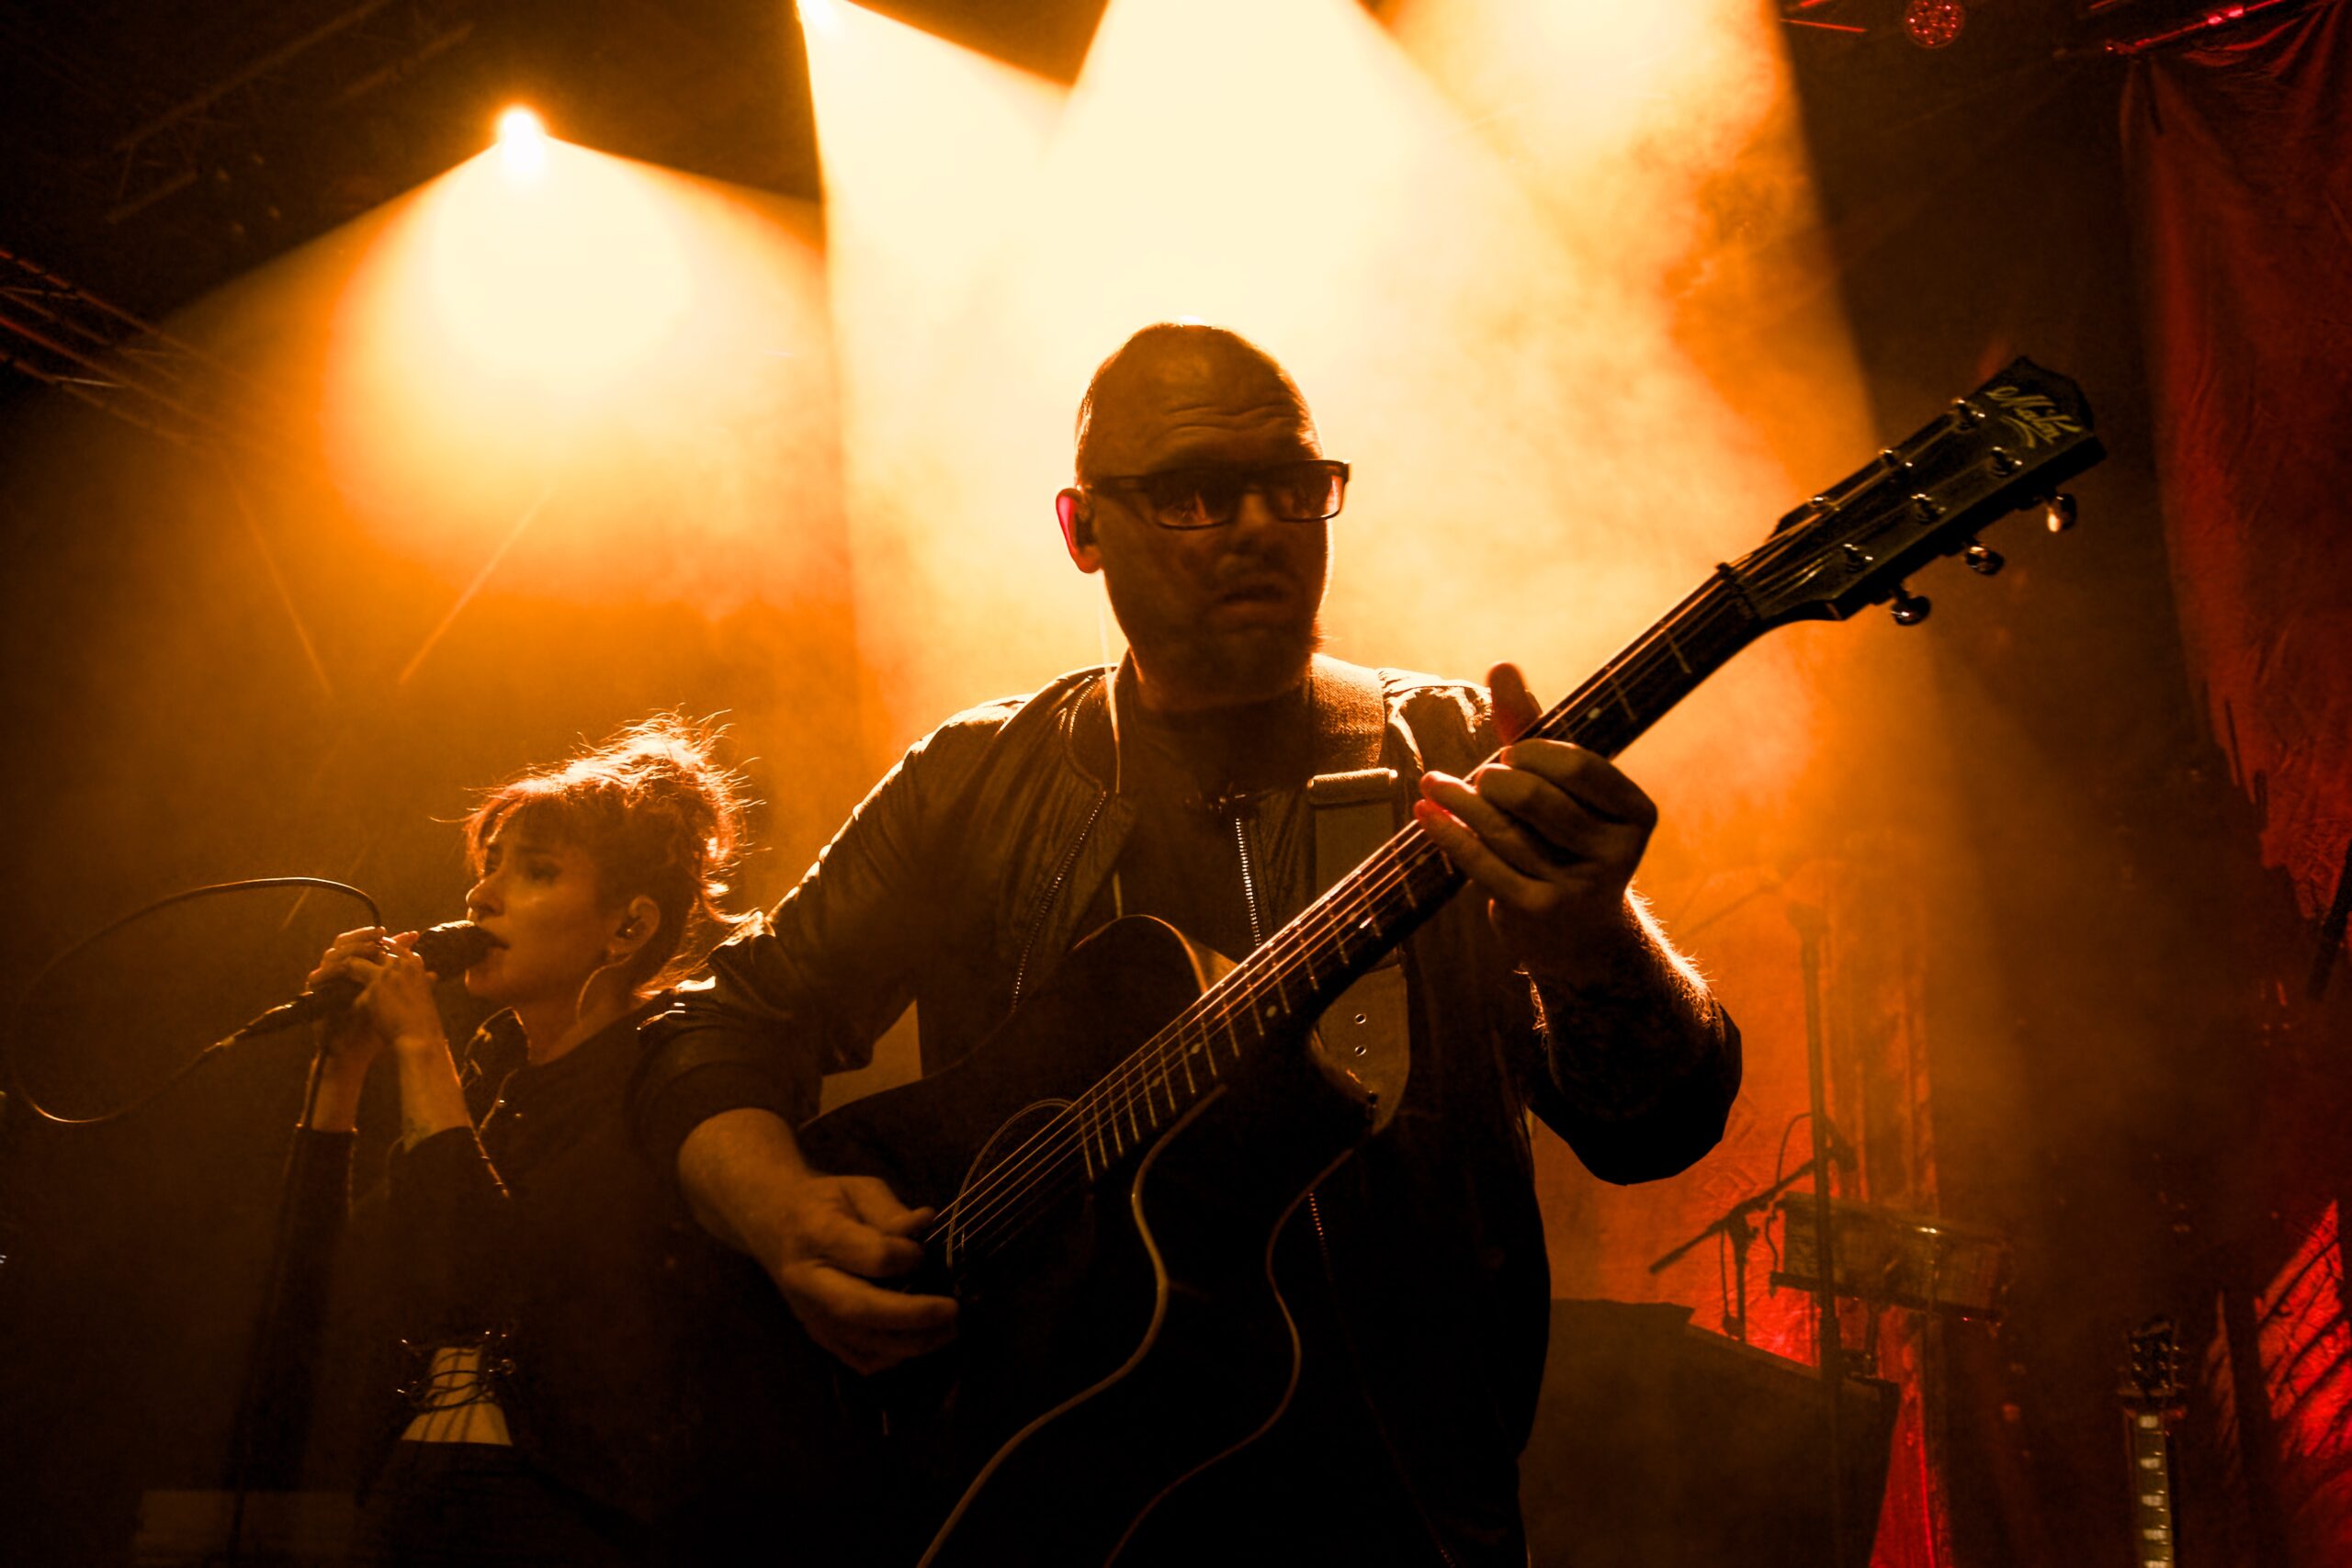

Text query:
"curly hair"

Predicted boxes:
[[461, 714, 752, 996]]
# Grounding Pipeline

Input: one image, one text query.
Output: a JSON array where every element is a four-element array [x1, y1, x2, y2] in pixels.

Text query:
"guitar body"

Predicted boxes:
[[798, 916, 1378, 1566]]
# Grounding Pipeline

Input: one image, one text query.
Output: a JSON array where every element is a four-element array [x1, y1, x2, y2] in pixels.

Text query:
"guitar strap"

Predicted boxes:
[[1306, 657, 1410, 1132]]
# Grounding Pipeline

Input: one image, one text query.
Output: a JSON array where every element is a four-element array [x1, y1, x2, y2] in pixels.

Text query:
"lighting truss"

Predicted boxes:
[[0, 246, 317, 477]]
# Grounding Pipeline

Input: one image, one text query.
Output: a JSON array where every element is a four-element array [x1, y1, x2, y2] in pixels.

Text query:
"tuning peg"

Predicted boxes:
[[1889, 585, 1932, 626], [1964, 539, 2005, 576], [2042, 492, 2078, 534]]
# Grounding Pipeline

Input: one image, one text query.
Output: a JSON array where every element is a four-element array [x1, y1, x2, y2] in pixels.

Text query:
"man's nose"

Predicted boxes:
[[1229, 484, 1283, 534]]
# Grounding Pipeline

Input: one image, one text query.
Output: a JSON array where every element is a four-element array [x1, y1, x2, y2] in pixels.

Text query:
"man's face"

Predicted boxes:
[[1073, 342, 1329, 710]]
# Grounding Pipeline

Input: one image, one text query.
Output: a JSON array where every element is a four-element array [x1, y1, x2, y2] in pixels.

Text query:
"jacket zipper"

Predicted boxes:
[[1232, 813, 1266, 950], [1010, 789, 1109, 1009]]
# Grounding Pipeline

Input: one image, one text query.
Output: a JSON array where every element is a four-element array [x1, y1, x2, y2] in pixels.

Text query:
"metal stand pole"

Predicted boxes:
[[221, 1044, 334, 1563], [1726, 1207, 1753, 1343], [1789, 903, 1848, 1567]]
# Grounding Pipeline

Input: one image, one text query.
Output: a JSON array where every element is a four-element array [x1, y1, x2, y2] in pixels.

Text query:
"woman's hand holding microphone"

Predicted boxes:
[[301, 928, 457, 1134]]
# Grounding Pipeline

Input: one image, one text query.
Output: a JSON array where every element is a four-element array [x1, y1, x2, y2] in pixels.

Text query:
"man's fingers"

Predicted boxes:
[[761, 1172, 957, 1373], [1430, 765, 1645, 887], [825, 1179, 934, 1274], [1468, 765, 1652, 869], [1488, 662, 1544, 745], [1496, 740, 1659, 829], [839, 1176, 928, 1234], [788, 1264, 957, 1335], [784, 1264, 958, 1373], [1421, 773, 1557, 882], [1414, 796, 1544, 905], [809, 1209, 926, 1280]]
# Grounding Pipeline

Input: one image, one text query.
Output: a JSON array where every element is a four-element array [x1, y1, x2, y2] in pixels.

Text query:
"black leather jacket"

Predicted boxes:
[[632, 660, 1740, 1565]]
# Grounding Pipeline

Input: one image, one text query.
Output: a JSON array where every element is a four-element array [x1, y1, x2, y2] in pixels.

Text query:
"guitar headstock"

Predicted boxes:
[[2122, 1316, 2186, 1413], [1731, 358, 2104, 629]]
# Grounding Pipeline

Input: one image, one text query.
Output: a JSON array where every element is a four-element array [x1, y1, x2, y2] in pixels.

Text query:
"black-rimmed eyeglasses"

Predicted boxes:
[[1085, 459, 1351, 530]]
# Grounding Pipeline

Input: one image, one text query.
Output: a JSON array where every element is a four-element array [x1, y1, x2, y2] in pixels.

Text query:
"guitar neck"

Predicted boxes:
[[1523, 571, 1769, 758], [1227, 572, 1765, 1017], [2126, 1414, 2178, 1565]]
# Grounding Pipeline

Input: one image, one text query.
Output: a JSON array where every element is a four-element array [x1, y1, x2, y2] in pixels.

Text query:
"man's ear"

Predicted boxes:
[[1057, 489, 1102, 573]]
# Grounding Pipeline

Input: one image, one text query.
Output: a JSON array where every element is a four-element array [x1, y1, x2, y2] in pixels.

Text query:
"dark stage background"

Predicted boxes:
[[3, 3, 2347, 1564]]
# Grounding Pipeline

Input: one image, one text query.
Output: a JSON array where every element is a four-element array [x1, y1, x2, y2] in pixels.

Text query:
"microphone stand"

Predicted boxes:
[[1652, 904, 1861, 1563], [220, 1038, 335, 1564], [1647, 1154, 1834, 1344], [1788, 903, 1852, 1568]]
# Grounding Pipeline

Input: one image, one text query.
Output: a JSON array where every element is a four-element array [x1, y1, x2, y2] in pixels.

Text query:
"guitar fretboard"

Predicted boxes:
[[2127, 1411, 2177, 1566]]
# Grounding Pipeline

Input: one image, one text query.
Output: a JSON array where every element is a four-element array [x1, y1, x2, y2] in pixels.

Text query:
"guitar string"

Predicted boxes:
[[924, 442, 2012, 1261], [927, 576, 1773, 1261], [926, 558, 1806, 1261]]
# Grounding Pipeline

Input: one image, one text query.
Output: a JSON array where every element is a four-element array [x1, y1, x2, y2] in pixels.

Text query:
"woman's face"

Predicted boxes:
[[461, 820, 619, 1010]]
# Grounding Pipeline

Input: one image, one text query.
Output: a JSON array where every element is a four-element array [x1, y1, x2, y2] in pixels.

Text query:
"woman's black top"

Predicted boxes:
[[292, 1003, 878, 1562]]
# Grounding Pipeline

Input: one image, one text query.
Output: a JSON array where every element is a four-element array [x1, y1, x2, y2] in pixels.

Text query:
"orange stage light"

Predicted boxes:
[[495, 106, 549, 184], [324, 140, 842, 614], [419, 140, 691, 393]]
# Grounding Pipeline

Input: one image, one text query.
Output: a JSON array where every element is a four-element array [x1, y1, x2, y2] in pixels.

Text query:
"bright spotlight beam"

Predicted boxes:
[[496, 106, 548, 183], [326, 143, 843, 618], [800, 0, 1070, 744]]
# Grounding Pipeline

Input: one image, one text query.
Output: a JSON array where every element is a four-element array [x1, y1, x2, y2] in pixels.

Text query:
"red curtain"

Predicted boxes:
[[2120, 0, 2352, 930]]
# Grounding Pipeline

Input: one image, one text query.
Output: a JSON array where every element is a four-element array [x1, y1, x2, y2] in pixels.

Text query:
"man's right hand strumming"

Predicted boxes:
[[678, 1106, 958, 1375]]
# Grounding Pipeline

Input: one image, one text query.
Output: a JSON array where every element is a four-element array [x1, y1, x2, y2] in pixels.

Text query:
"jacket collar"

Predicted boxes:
[[1066, 654, 1387, 794]]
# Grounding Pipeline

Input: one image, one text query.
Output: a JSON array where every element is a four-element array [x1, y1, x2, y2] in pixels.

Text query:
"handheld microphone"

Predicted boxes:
[[231, 921, 498, 1041]]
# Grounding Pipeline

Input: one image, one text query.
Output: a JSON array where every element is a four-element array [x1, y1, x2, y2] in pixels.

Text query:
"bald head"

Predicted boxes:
[[1073, 323, 1318, 482]]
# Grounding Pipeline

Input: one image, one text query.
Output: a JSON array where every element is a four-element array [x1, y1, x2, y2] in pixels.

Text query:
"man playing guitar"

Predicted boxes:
[[630, 322, 1741, 1565]]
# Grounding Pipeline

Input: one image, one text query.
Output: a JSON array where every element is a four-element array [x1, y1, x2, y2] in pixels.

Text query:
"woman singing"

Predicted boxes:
[[291, 717, 858, 1565]]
